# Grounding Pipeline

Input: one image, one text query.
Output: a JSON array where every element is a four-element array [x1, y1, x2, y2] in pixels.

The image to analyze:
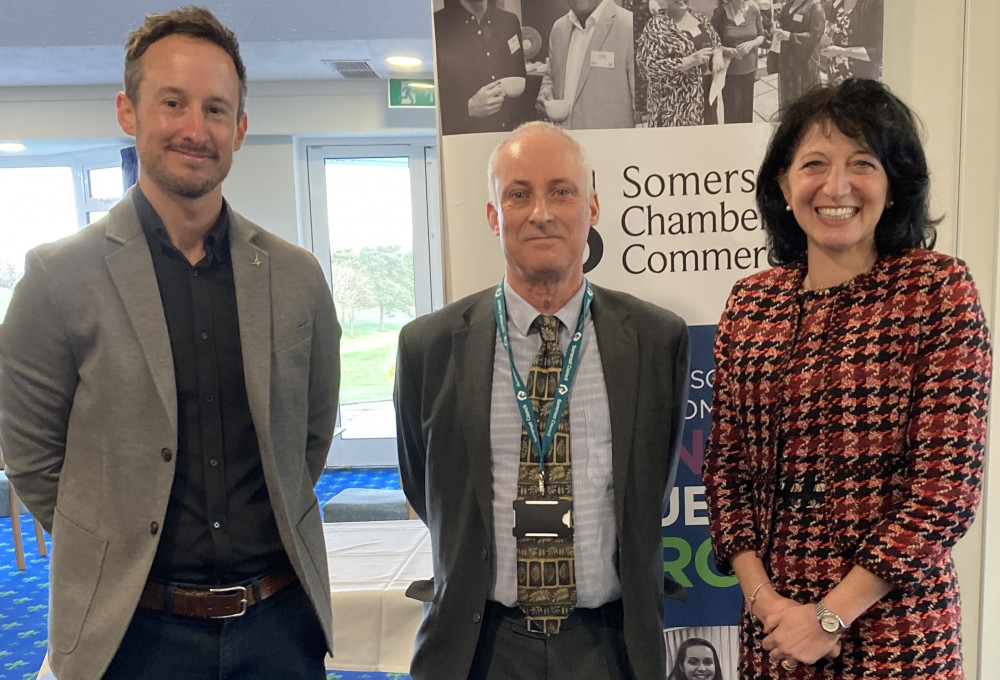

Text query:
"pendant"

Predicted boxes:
[[537, 469, 546, 496]]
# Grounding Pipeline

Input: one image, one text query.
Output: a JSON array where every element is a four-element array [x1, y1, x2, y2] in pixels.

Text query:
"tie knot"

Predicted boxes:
[[533, 315, 560, 343]]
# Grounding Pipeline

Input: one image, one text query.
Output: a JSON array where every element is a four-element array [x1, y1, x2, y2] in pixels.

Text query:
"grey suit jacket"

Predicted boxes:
[[541, 4, 636, 130], [394, 284, 689, 680], [0, 188, 340, 680]]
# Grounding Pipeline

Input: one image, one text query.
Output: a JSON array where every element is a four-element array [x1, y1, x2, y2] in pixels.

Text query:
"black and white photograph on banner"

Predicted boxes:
[[433, 0, 884, 135], [628, 0, 883, 126], [664, 626, 738, 680], [433, 0, 641, 134]]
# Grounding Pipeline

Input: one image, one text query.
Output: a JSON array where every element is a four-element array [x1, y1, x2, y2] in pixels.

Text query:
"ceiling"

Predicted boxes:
[[0, 0, 435, 88]]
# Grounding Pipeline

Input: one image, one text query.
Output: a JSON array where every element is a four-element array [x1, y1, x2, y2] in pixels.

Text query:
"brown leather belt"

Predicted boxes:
[[137, 564, 298, 619]]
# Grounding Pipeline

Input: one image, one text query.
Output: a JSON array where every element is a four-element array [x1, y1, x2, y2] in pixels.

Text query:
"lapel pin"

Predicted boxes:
[[251, 253, 262, 267]]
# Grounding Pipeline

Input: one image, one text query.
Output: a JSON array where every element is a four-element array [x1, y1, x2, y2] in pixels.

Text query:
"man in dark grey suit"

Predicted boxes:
[[395, 121, 689, 679], [0, 7, 338, 680]]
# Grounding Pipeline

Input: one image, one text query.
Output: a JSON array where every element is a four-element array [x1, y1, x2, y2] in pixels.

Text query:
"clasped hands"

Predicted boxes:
[[757, 590, 843, 668]]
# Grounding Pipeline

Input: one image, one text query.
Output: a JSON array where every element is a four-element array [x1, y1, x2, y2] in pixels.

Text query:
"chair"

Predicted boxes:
[[0, 461, 48, 571]]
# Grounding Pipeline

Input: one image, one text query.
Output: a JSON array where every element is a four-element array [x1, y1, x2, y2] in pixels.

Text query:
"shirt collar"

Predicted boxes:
[[723, 3, 748, 25], [503, 279, 586, 338], [133, 184, 231, 265], [569, 0, 612, 30]]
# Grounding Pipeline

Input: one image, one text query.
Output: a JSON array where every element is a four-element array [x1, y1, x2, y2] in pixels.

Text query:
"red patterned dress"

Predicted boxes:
[[704, 250, 991, 678]]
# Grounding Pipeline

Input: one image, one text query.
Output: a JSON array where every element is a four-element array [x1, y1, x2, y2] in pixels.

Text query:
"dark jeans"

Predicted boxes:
[[468, 600, 636, 680], [102, 581, 327, 680]]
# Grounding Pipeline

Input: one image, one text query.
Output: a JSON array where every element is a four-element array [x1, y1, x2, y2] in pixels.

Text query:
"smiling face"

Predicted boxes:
[[779, 120, 890, 269], [682, 645, 716, 680], [116, 34, 247, 205], [487, 127, 599, 295]]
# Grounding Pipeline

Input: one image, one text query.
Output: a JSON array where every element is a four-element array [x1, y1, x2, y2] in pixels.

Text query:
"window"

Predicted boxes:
[[304, 139, 442, 466], [0, 145, 126, 321]]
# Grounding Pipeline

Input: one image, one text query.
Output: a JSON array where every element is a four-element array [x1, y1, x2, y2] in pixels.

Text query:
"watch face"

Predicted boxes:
[[820, 614, 840, 633]]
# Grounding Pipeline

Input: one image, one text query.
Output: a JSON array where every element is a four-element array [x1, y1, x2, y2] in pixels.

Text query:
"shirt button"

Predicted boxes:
[[472, 612, 482, 624], [209, 458, 219, 467], [485, 51, 491, 57], [213, 521, 221, 529], [480, 547, 488, 561], [160, 447, 172, 462], [206, 395, 215, 403], [192, 270, 199, 278], [200, 331, 208, 340], [150, 521, 159, 535]]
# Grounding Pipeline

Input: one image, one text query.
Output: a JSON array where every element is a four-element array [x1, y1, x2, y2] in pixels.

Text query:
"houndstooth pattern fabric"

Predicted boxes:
[[704, 249, 992, 678]]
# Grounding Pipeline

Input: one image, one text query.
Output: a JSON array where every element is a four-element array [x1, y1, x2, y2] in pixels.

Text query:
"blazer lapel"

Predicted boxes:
[[104, 190, 177, 433], [455, 292, 499, 538], [228, 214, 272, 446], [592, 288, 637, 531]]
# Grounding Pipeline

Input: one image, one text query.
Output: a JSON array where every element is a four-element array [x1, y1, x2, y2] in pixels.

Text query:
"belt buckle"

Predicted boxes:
[[207, 584, 248, 619]]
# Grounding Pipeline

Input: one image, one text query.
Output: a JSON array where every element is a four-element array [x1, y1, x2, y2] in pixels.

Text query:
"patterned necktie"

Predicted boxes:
[[516, 314, 576, 634]]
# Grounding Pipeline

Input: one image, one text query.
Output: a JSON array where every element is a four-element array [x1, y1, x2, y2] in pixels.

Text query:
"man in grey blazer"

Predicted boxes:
[[395, 122, 688, 679], [0, 7, 338, 680], [537, 0, 636, 130]]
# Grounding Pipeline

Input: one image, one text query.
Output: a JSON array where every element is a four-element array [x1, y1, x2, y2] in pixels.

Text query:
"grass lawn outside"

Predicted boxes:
[[339, 310, 413, 403]]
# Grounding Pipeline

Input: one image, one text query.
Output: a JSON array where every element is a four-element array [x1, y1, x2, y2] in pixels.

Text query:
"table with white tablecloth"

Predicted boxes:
[[38, 519, 431, 678]]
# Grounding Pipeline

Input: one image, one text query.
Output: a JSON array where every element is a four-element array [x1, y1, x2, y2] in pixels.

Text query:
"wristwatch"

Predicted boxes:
[[814, 599, 848, 635]]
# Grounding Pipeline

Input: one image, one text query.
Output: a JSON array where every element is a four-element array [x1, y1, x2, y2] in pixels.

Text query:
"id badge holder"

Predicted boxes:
[[512, 498, 573, 539]]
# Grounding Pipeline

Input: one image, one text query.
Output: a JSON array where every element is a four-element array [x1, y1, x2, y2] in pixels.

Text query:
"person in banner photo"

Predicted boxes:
[[667, 637, 725, 680], [434, 0, 530, 135], [0, 7, 340, 680], [637, 0, 725, 127], [821, 0, 884, 83], [771, 0, 826, 107], [711, 0, 767, 124], [536, 0, 636, 129], [704, 78, 991, 678], [395, 121, 690, 679]]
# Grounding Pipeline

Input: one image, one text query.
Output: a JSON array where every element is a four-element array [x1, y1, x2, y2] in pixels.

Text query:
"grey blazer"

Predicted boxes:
[[542, 4, 636, 130], [0, 188, 340, 680], [394, 285, 689, 680]]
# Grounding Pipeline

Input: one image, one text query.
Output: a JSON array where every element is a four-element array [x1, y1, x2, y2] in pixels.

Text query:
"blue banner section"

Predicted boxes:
[[662, 323, 740, 628]]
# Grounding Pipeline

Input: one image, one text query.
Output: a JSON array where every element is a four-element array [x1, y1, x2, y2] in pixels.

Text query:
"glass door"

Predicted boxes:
[[305, 141, 441, 466]]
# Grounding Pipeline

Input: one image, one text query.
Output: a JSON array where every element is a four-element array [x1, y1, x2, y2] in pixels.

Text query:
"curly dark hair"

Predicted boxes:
[[124, 6, 247, 118], [668, 637, 724, 680], [756, 78, 939, 266]]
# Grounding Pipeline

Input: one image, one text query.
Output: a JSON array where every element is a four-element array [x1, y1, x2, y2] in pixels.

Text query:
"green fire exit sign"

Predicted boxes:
[[388, 78, 436, 108]]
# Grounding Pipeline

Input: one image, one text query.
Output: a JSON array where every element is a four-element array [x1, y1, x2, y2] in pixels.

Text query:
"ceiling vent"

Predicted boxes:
[[322, 59, 384, 80]]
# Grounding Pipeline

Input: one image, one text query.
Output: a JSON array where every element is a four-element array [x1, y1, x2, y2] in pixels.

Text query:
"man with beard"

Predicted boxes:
[[0, 7, 339, 680]]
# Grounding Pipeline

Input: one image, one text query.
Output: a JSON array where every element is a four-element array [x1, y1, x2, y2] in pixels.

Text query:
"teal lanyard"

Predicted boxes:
[[493, 280, 593, 476]]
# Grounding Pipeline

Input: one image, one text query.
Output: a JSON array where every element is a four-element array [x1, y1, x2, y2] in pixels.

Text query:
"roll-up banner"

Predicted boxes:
[[431, 0, 883, 672]]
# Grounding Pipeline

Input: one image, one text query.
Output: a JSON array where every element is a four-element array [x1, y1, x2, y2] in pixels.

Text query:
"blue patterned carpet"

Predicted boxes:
[[0, 467, 409, 680]]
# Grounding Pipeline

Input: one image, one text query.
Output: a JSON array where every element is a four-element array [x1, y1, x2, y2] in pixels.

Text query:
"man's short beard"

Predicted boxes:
[[143, 165, 227, 200]]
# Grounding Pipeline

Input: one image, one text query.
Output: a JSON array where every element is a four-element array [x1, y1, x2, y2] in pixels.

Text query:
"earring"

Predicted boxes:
[[886, 200, 894, 209], [785, 205, 792, 212]]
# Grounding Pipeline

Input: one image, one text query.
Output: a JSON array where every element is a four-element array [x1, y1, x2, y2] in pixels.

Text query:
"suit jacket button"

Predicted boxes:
[[472, 612, 482, 624], [150, 521, 159, 535], [480, 547, 488, 561], [161, 448, 172, 462]]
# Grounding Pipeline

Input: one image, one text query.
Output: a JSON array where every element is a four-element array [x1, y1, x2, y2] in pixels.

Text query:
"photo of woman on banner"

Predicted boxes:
[[821, 0, 884, 83], [667, 637, 725, 680], [771, 0, 825, 106], [636, 0, 724, 127], [704, 78, 992, 677], [433, 0, 530, 135], [711, 0, 767, 124]]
